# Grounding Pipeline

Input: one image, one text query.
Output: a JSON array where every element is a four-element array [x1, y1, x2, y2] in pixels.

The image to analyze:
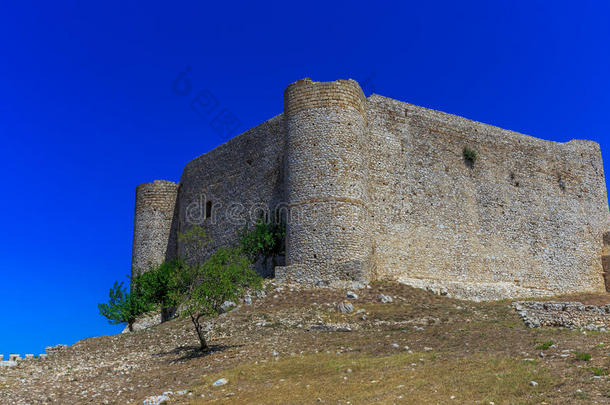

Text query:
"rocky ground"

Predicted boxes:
[[1, 281, 609, 404]]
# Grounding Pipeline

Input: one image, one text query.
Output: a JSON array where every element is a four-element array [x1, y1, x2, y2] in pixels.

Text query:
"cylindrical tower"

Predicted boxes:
[[281, 78, 371, 284], [131, 180, 179, 277]]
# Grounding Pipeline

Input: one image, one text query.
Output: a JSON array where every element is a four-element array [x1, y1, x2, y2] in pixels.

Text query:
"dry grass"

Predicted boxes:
[[169, 282, 609, 404], [190, 352, 555, 404], [2, 281, 608, 404]]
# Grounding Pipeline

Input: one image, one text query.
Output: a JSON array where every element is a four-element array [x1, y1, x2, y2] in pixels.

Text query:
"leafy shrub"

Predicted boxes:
[[170, 247, 261, 351], [536, 341, 554, 350], [591, 367, 608, 376], [239, 217, 285, 267], [462, 147, 478, 166], [98, 281, 153, 331], [133, 258, 185, 311], [575, 352, 591, 361], [178, 225, 210, 265]]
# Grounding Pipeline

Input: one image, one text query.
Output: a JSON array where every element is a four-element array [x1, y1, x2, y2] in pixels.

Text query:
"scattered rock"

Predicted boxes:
[[337, 301, 354, 313], [123, 310, 165, 333], [529, 381, 538, 387], [213, 378, 228, 387], [310, 324, 352, 332], [255, 289, 266, 298], [244, 295, 252, 305], [220, 301, 236, 313], [346, 291, 358, 299], [379, 294, 393, 303], [45, 344, 68, 355], [143, 394, 170, 405]]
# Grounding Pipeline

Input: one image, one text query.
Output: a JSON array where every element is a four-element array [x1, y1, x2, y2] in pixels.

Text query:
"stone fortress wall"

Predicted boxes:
[[175, 114, 285, 273], [132, 78, 610, 300], [365, 94, 610, 299]]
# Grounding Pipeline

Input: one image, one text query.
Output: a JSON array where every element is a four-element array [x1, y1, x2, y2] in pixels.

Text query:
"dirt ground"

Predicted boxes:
[[1, 282, 608, 404]]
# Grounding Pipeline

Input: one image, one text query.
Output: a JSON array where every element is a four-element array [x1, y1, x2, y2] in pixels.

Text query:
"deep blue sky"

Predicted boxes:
[[1, 1, 609, 357]]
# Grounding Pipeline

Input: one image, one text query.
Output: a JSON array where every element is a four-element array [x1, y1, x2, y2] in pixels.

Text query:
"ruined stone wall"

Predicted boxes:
[[176, 115, 285, 274], [277, 79, 372, 285], [131, 180, 179, 277], [366, 94, 610, 299], [513, 301, 610, 330]]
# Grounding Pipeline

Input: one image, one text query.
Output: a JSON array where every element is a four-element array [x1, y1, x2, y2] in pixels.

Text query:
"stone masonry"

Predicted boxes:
[[513, 301, 610, 331], [131, 180, 179, 276], [131, 78, 610, 300]]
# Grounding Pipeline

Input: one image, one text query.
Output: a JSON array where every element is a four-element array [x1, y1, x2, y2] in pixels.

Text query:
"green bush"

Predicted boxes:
[[170, 246, 261, 351], [591, 367, 608, 376], [98, 281, 153, 331], [535, 341, 554, 350], [575, 352, 591, 361], [133, 259, 185, 310], [239, 217, 285, 268], [178, 225, 210, 265], [462, 147, 478, 166]]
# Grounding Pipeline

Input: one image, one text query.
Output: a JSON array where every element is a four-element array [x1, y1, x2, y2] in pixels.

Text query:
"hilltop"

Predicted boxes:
[[1, 282, 609, 404]]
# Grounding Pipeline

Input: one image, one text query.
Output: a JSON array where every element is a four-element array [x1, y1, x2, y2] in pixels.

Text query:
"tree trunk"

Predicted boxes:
[[190, 313, 210, 352]]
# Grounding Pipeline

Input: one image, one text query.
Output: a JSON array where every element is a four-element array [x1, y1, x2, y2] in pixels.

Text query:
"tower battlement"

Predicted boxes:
[[284, 78, 367, 116]]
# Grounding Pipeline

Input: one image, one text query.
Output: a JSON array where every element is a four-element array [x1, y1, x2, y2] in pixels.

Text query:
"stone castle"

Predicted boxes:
[[131, 78, 610, 300]]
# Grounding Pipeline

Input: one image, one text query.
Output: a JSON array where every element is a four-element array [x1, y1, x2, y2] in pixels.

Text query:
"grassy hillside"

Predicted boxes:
[[1, 282, 608, 404]]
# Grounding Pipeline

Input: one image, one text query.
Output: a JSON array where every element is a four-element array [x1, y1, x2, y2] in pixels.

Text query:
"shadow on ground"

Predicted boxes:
[[154, 344, 241, 361]]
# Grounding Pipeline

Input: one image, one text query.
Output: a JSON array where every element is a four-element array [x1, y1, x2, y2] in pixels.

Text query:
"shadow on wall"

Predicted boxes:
[[602, 232, 610, 292]]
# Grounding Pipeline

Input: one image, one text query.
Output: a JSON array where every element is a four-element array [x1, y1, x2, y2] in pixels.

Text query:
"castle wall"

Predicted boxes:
[[278, 79, 372, 284], [366, 94, 610, 299], [131, 180, 179, 277], [175, 115, 285, 273], [131, 78, 610, 299]]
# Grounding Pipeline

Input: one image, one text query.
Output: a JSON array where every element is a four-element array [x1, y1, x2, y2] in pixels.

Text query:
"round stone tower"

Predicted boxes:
[[131, 180, 179, 277], [280, 78, 371, 284]]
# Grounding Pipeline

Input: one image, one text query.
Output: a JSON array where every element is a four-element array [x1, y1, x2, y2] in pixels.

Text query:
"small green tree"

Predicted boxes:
[[98, 281, 153, 331], [133, 259, 186, 319], [178, 225, 210, 265], [239, 217, 285, 269], [462, 146, 478, 167], [170, 247, 261, 352]]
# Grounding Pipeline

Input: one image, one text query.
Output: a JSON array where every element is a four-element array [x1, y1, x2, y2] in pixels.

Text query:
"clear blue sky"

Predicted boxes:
[[1, 1, 609, 357]]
